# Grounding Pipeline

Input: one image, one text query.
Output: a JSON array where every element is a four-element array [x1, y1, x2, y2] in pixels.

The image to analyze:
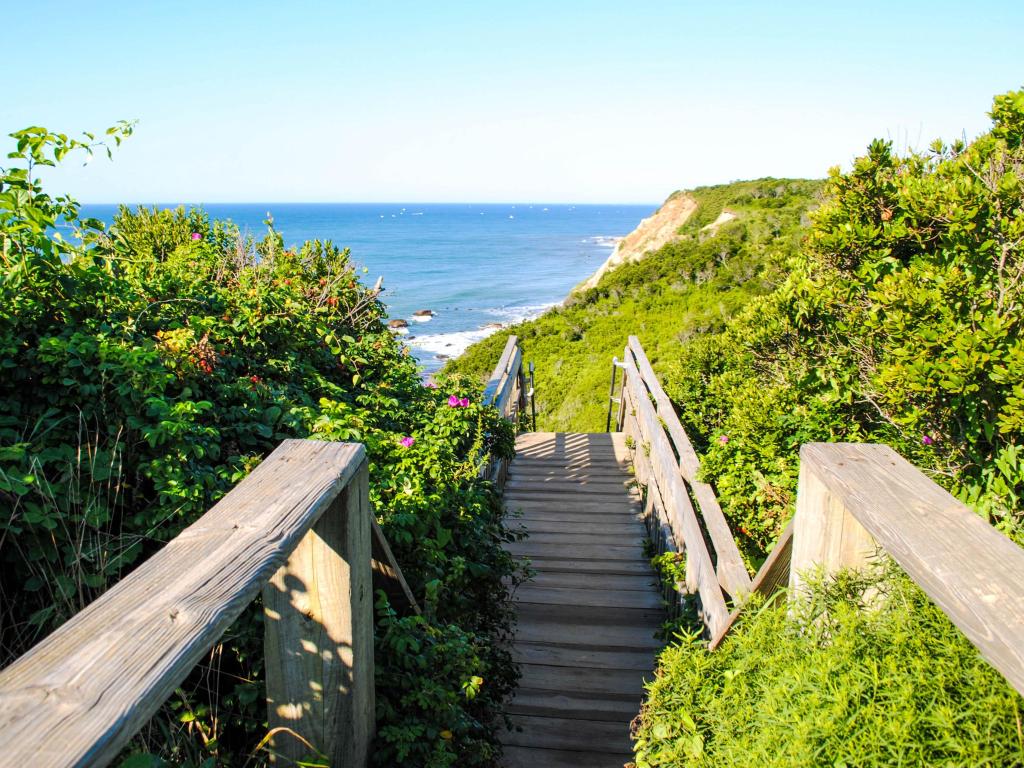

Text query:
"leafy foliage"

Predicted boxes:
[[666, 91, 1024, 555], [633, 564, 1024, 767], [446, 179, 822, 432], [0, 126, 521, 766]]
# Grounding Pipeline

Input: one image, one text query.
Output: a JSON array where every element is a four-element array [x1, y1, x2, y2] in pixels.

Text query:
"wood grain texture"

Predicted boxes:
[[621, 364, 729, 636], [627, 336, 751, 597], [264, 460, 374, 766], [501, 431, 663, 763], [794, 442, 1024, 697], [0, 440, 366, 768]]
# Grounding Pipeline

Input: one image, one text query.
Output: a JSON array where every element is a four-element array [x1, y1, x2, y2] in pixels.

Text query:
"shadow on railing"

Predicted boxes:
[[0, 440, 412, 768], [610, 335, 1024, 697]]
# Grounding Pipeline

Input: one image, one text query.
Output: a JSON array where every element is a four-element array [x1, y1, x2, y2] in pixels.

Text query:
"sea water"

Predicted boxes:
[[82, 203, 654, 374]]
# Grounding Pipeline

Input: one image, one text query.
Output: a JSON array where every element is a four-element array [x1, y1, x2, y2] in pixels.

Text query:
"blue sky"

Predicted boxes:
[[4, 0, 1022, 203]]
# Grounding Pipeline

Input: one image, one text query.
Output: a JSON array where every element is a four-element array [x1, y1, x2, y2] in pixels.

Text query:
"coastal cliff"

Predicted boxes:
[[572, 191, 698, 294]]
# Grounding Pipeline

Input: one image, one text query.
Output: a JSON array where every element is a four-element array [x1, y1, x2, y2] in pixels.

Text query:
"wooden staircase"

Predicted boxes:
[[500, 432, 664, 768]]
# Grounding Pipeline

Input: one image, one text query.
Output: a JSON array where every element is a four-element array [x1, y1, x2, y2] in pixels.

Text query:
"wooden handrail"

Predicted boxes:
[[788, 443, 1024, 696], [615, 337, 751, 638], [481, 335, 531, 488], [625, 336, 751, 598], [0, 440, 378, 768], [708, 443, 1024, 698]]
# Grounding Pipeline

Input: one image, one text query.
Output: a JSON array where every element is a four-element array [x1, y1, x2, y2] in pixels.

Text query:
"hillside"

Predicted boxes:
[[445, 178, 823, 431], [573, 190, 698, 293]]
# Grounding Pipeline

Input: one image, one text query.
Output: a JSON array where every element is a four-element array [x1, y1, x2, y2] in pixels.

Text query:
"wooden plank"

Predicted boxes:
[[522, 570, 657, 591], [709, 522, 793, 651], [511, 531, 645, 547], [514, 601, 664, 628], [502, 714, 633, 754], [795, 442, 1024, 698], [515, 519, 646, 536], [507, 511, 643, 526], [0, 440, 366, 768], [503, 479, 630, 489], [505, 498, 642, 512], [514, 618, 661, 649], [502, 744, 631, 768], [511, 643, 657, 671], [508, 688, 642, 721], [264, 458, 374, 767], [483, 335, 519, 404], [517, 664, 651, 698], [514, 556, 657, 577], [507, 542, 645, 561], [514, 585, 662, 610], [627, 336, 751, 598], [622, 364, 730, 637]]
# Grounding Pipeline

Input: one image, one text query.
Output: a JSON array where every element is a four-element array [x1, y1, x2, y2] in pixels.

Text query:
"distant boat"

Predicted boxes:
[[509, 215, 515, 219]]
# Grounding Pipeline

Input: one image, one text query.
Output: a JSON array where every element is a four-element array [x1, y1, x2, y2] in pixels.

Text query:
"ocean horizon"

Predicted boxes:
[[82, 202, 656, 374]]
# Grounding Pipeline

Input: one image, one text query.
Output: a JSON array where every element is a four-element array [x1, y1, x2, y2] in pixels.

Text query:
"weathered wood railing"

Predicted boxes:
[[612, 337, 1024, 698], [613, 336, 751, 638], [481, 335, 532, 486], [711, 442, 1024, 695], [0, 440, 409, 768]]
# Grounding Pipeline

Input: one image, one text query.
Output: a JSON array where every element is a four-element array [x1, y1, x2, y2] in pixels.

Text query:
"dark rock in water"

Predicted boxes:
[[435, 354, 450, 360], [413, 309, 435, 317], [481, 322, 503, 330], [388, 319, 409, 329]]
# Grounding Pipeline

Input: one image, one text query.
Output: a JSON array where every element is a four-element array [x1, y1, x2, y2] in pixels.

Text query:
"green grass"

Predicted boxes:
[[634, 565, 1024, 767], [445, 178, 823, 432]]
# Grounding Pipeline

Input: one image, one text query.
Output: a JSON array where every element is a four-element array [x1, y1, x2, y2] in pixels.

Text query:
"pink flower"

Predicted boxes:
[[922, 434, 934, 446], [718, 435, 729, 444], [448, 394, 460, 406], [459, 397, 470, 407], [399, 436, 415, 448], [190, 232, 201, 241], [424, 381, 438, 389]]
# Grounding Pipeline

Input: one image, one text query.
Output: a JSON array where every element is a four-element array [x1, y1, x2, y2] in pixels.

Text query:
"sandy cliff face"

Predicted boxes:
[[573, 191, 698, 294]]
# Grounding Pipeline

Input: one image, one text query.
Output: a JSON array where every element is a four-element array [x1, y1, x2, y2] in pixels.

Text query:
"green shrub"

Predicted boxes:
[[0, 126, 521, 767], [665, 90, 1024, 556], [446, 179, 822, 432], [634, 565, 1024, 767]]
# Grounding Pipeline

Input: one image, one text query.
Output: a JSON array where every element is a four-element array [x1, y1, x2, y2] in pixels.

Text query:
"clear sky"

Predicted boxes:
[[4, 0, 1022, 203]]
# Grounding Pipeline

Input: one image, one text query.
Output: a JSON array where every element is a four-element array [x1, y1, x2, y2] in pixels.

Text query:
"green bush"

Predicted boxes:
[[0, 126, 521, 766], [446, 178, 822, 432], [634, 565, 1024, 767], [665, 90, 1024, 556]]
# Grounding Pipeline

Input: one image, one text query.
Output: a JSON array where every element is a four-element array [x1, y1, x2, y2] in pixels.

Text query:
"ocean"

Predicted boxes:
[[82, 203, 654, 374]]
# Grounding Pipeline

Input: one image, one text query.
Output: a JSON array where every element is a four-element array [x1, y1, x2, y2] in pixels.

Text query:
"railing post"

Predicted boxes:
[[264, 458, 375, 767], [788, 445, 878, 596]]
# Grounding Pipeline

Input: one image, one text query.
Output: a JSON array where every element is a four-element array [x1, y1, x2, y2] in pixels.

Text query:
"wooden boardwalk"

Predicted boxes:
[[501, 432, 664, 768]]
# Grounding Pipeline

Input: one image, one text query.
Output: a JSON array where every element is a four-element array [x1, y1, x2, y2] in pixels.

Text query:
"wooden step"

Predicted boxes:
[[515, 601, 664, 629], [501, 714, 633, 755], [507, 542, 646, 561], [517, 664, 653, 698], [514, 556, 657, 577], [514, 618, 662, 650], [508, 687, 643, 721], [511, 642, 658, 671], [502, 744, 630, 768], [514, 584, 663, 610], [524, 570, 659, 591], [516, 519, 646, 536], [506, 501, 643, 516]]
